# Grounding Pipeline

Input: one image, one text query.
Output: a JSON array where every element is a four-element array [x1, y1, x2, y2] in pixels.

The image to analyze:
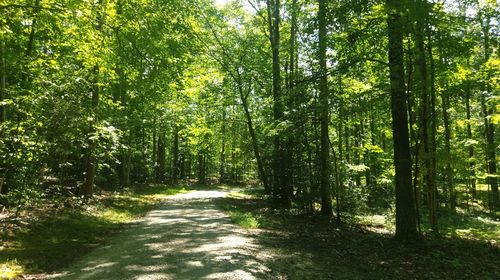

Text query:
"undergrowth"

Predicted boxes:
[[0, 184, 187, 279], [219, 187, 500, 279]]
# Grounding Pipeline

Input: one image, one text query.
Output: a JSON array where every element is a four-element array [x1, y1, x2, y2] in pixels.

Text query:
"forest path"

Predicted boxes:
[[56, 189, 272, 280]]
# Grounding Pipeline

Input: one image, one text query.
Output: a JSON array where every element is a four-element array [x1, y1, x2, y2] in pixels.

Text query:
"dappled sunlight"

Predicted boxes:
[[81, 262, 117, 272], [56, 190, 272, 280]]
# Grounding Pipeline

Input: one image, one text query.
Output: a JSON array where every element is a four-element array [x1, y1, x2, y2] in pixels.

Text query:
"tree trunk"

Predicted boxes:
[[480, 13, 498, 209], [0, 37, 6, 123], [172, 125, 179, 184], [266, 0, 288, 208], [81, 64, 99, 197], [156, 131, 166, 183], [241, 93, 270, 195], [81, 0, 105, 197], [428, 30, 438, 215], [336, 75, 345, 223], [220, 108, 226, 183], [465, 87, 476, 197], [442, 90, 454, 210], [386, 0, 418, 241], [122, 151, 131, 188], [152, 120, 157, 181], [318, 0, 332, 216], [414, 2, 437, 231]]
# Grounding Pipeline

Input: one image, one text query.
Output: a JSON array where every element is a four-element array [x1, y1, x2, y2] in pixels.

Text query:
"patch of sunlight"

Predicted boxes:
[[227, 191, 249, 199], [185, 260, 204, 267], [0, 261, 24, 279], [357, 214, 394, 234], [358, 214, 387, 227], [187, 235, 249, 253], [230, 211, 260, 229], [204, 270, 255, 280], [135, 273, 173, 280], [144, 187, 189, 200], [98, 208, 134, 223], [82, 262, 117, 271]]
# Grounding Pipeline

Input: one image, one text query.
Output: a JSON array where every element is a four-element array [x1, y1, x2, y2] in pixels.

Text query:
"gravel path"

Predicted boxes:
[[56, 190, 272, 280]]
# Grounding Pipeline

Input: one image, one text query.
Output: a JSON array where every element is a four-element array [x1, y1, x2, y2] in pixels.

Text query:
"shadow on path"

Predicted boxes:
[[56, 191, 272, 280]]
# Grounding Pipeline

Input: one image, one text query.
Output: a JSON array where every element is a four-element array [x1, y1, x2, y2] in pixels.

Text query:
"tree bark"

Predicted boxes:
[[241, 93, 270, 195], [336, 74, 344, 223], [220, 108, 226, 183], [81, 64, 99, 197], [428, 30, 438, 216], [152, 119, 157, 181], [442, 90, 454, 210], [386, 0, 418, 241], [0, 37, 5, 123], [81, 0, 105, 197], [156, 131, 166, 183], [266, 0, 289, 208], [465, 87, 476, 197], [318, 0, 332, 216], [414, 1, 437, 230], [172, 124, 179, 184]]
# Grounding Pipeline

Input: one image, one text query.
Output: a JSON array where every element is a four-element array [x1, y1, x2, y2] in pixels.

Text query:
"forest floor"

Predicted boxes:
[[219, 188, 500, 280], [1, 184, 499, 279]]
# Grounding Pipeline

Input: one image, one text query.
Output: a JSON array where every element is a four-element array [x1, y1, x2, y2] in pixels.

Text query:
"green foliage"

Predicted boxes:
[[0, 0, 499, 276], [229, 211, 260, 229]]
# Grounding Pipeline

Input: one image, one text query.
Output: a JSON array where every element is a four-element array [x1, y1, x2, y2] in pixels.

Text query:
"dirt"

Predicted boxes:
[[51, 190, 273, 280]]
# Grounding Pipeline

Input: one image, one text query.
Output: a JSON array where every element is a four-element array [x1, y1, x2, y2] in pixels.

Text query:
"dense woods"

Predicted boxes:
[[0, 0, 499, 275]]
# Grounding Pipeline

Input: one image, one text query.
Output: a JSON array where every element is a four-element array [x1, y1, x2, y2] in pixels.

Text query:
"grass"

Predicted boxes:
[[0, 184, 188, 279], [229, 211, 261, 229], [219, 188, 500, 279]]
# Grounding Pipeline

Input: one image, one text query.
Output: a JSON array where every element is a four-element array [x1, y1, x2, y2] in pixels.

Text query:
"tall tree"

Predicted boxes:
[[318, 0, 332, 216], [479, 8, 498, 209], [386, 0, 418, 240], [266, 0, 289, 208]]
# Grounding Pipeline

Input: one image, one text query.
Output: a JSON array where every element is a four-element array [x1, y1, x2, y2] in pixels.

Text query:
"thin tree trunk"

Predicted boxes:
[[172, 125, 179, 184], [318, 0, 332, 216], [81, 64, 99, 197], [20, 0, 40, 86], [220, 108, 226, 183], [337, 75, 344, 223], [0, 34, 7, 194], [0, 38, 5, 123], [465, 87, 476, 197], [122, 149, 131, 188], [415, 3, 437, 230], [157, 131, 166, 183], [302, 123, 315, 214], [152, 119, 157, 181], [441, 90, 454, 210], [241, 91, 270, 195], [82, 0, 105, 197], [428, 30, 438, 215]]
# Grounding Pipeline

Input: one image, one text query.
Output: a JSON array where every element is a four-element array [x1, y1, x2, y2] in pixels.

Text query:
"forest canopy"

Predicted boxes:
[[0, 0, 499, 246]]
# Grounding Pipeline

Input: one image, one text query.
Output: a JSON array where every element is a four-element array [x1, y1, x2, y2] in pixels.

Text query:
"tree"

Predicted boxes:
[[386, 0, 418, 240], [318, 0, 332, 216]]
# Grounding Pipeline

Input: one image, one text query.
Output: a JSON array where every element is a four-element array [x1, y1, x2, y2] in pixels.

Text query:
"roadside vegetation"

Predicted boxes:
[[219, 187, 499, 279], [0, 185, 187, 279]]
